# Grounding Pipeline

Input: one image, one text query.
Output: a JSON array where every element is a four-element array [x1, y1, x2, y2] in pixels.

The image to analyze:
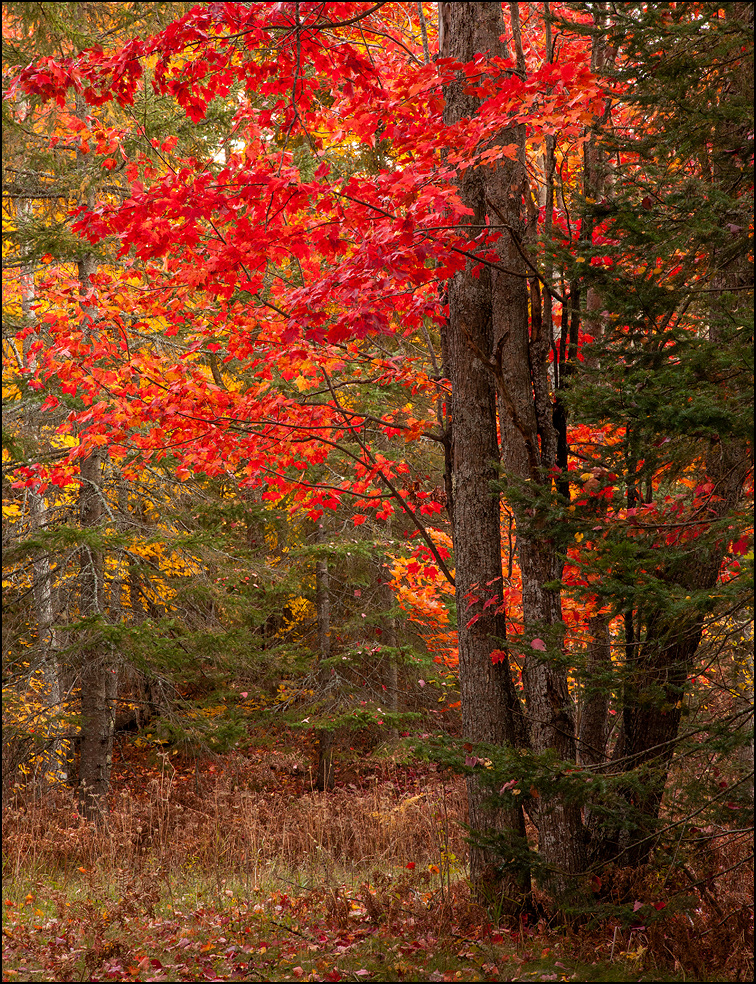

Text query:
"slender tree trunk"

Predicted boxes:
[[578, 613, 612, 769], [71, 55, 117, 818], [379, 520, 399, 723], [76, 424, 113, 816], [574, 8, 615, 795], [497, 2, 588, 893], [16, 179, 68, 789], [29, 491, 68, 787], [441, 1, 530, 912], [75, 247, 116, 820], [77, 444, 116, 817], [735, 623, 754, 801], [515, 540, 587, 888], [616, 411, 749, 864], [315, 520, 334, 790], [379, 573, 399, 717]]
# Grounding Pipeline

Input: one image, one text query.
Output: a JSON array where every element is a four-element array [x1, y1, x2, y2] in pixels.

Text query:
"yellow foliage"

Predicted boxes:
[[2, 668, 73, 785]]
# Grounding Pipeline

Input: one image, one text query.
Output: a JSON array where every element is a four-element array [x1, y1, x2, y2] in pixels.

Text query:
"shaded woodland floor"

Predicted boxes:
[[2, 728, 753, 982]]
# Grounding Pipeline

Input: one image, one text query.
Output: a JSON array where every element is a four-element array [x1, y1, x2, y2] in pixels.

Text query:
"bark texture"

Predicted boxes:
[[442, 2, 590, 899], [441, 1, 530, 911]]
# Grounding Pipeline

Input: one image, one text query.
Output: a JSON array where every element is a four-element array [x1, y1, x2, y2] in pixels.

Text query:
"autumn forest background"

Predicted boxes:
[[2, 3, 753, 982]]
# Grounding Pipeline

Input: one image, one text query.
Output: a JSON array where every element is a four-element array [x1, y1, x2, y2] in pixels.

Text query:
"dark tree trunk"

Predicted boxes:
[[613, 444, 750, 863], [440, 1, 530, 912], [442, 2, 590, 900], [578, 614, 612, 769], [515, 539, 587, 888]]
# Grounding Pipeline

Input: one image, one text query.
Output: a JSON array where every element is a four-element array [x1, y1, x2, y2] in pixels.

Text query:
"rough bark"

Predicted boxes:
[[493, 2, 588, 891], [441, 1, 530, 912], [515, 540, 586, 887], [573, 11, 615, 788]]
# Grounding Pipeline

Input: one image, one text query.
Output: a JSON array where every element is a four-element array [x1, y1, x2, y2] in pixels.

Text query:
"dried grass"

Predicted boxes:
[[2, 754, 469, 887]]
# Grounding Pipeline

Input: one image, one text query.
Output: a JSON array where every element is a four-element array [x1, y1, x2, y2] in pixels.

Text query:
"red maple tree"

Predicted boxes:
[[6, 2, 751, 908]]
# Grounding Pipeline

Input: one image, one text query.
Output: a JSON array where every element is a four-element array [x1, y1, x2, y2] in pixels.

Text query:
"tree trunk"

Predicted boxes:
[[735, 622, 754, 801], [440, 1, 530, 912], [379, 521, 399, 725], [614, 435, 750, 864], [72, 63, 116, 819], [17, 182, 68, 790], [578, 614, 612, 769], [77, 447, 116, 817], [314, 520, 334, 791], [29, 491, 68, 787], [515, 539, 587, 888], [75, 248, 116, 820], [443, 2, 592, 899], [76, 432, 113, 817]]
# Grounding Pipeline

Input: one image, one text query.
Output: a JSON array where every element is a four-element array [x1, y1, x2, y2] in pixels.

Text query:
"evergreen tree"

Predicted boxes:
[[557, 0, 753, 865]]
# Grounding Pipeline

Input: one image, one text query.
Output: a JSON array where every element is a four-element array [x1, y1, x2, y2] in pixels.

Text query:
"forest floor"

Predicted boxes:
[[2, 726, 753, 982]]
